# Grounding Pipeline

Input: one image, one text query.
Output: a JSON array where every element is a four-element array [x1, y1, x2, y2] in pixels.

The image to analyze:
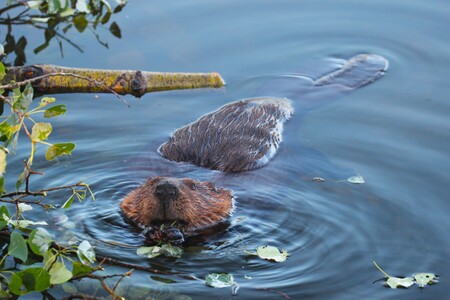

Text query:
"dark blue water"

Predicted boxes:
[[4, 0, 450, 299]]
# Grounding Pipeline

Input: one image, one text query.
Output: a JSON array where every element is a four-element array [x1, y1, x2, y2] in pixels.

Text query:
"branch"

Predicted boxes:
[[2, 65, 225, 98], [1, 181, 86, 199]]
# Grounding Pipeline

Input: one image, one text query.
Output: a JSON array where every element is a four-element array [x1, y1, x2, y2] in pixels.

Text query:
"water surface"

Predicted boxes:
[[5, 0, 450, 299]]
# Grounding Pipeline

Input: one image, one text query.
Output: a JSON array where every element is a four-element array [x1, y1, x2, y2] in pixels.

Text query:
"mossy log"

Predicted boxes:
[[2, 65, 225, 97]]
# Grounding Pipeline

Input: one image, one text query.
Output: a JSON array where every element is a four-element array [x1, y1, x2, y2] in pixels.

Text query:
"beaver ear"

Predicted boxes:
[[205, 181, 219, 192]]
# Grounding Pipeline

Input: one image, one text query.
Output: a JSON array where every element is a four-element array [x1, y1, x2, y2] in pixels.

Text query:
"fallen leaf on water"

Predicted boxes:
[[414, 273, 438, 287], [256, 245, 289, 262], [347, 175, 365, 184], [205, 273, 235, 288], [386, 276, 414, 289]]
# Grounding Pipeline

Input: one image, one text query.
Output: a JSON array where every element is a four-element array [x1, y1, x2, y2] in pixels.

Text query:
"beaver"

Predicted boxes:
[[120, 54, 388, 244], [121, 97, 293, 243]]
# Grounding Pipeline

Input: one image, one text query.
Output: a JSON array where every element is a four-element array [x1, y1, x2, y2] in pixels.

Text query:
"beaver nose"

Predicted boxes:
[[155, 181, 179, 201]]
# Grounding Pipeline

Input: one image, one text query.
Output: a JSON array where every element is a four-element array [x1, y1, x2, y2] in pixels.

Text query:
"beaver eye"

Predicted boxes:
[[190, 183, 196, 190]]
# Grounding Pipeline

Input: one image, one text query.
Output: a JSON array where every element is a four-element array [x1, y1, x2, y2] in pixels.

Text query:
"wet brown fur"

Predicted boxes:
[[120, 176, 233, 235]]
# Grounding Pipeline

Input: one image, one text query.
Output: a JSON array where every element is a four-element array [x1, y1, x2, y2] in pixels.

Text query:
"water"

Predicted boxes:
[[3, 0, 450, 299]]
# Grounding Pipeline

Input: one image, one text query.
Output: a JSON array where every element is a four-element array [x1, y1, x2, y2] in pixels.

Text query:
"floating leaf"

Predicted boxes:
[[347, 175, 365, 184], [8, 231, 28, 262], [161, 244, 183, 258], [151, 276, 177, 284], [9, 267, 51, 295], [38, 97, 56, 108], [137, 246, 163, 258], [313, 177, 325, 182], [28, 228, 52, 256], [386, 276, 414, 289], [18, 203, 33, 212], [49, 262, 73, 284], [77, 240, 96, 264], [205, 273, 235, 288], [256, 245, 289, 262], [72, 261, 95, 277], [414, 273, 438, 287], [44, 105, 67, 118], [137, 244, 183, 258], [31, 122, 52, 142], [45, 143, 75, 160]]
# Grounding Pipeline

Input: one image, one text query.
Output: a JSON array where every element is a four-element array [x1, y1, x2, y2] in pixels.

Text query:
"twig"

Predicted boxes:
[[1, 181, 86, 199]]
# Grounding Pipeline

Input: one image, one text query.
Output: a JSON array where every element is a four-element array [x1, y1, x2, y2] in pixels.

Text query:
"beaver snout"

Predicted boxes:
[[155, 180, 179, 201]]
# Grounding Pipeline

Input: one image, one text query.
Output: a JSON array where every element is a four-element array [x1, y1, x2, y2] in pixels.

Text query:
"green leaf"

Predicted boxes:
[[16, 168, 28, 190], [0, 62, 5, 81], [9, 268, 51, 295], [76, 0, 90, 13], [386, 276, 414, 289], [136, 246, 163, 258], [0, 205, 10, 230], [28, 228, 52, 256], [72, 261, 95, 277], [205, 273, 235, 288], [38, 97, 56, 108], [62, 194, 75, 209], [100, 0, 112, 11], [27, 1, 43, 9], [0, 121, 20, 146], [13, 83, 33, 111], [414, 273, 438, 287], [151, 276, 177, 284], [73, 14, 88, 32], [0, 148, 6, 176], [49, 262, 73, 284], [137, 243, 183, 258], [31, 122, 52, 142], [45, 143, 75, 160], [0, 177, 4, 199], [77, 240, 96, 264], [161, 244, 183, 258], [256, 245, 289, 262], [347, 175, 365, 184], [31, 17, 50, 23], [60, 7, 76, 17], [44, 104, 67, 118], [8, 218, 48, 228], [0, 288, 10, 298], [109, 21, 122, 38], [8, 231, 28, 262], [18, 203, 33, 212]]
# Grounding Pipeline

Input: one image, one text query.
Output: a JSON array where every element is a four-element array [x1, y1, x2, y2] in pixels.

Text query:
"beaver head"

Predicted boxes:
[[120, 176, 233, 242]]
